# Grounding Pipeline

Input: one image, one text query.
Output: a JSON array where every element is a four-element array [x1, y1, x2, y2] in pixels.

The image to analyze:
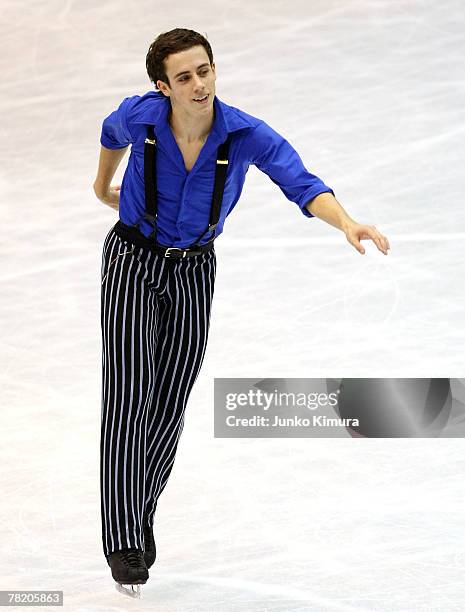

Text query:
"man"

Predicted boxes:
[[93, 27, 390, 595]]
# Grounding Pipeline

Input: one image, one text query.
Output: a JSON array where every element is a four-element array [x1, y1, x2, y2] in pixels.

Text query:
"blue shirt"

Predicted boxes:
[[100, 91, 335, 247]]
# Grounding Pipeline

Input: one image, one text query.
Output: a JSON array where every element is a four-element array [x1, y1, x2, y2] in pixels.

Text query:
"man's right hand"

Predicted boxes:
[[93, 144, 129, 211], [94, 184, 121, 211]]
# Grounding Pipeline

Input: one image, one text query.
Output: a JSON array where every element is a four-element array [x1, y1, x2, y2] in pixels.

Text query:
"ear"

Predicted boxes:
[[157, 80, 170, 97]]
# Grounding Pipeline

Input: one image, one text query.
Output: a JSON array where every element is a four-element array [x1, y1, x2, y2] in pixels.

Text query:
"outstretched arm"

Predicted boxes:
[[306, 192, 390, 256]]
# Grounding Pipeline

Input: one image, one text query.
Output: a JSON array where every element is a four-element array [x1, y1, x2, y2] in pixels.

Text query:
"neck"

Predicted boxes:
[[168, 101, 215, 143]]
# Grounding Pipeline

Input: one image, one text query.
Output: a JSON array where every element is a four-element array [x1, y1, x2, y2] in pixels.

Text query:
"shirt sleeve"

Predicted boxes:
[[100, 96, 138, 149], [248, 120, 335, 218]]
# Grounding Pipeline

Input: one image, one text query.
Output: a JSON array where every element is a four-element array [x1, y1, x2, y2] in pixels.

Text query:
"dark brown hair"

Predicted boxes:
[[146, 28, 214, 90]]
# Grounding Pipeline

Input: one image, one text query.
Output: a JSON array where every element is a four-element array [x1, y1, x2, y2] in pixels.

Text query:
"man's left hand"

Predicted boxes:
[[344, 222, 390, 255]]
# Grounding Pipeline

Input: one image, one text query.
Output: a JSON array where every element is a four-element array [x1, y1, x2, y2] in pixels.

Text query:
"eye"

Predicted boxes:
[[179, 69, 209, 82]]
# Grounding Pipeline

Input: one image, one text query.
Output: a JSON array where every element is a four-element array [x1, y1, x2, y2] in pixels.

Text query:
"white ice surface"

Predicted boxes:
[[1, 0, 465, 610]]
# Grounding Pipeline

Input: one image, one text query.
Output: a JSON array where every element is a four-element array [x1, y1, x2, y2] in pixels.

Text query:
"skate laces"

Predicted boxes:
[[119, 548, 143, 568]]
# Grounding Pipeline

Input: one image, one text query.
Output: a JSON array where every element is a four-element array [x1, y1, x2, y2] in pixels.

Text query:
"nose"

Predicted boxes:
[[192, 73, 205, 90]]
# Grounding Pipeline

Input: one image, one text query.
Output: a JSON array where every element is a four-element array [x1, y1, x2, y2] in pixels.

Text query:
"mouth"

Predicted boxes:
[[193, 94, 209, 105]]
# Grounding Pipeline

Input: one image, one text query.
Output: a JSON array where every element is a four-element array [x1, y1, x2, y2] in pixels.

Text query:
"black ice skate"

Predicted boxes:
[[143, 519, 157, 569], [106, 548, 148, 598]]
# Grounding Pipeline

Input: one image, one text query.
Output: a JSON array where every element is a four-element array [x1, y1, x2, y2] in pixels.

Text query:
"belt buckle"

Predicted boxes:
[[164, 247, 187, 259]]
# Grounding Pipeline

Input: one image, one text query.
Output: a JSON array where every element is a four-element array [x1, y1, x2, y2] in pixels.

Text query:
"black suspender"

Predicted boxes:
[[193, 135, 231, 246], [143, 124, 158, 231], [140, 124, 231, 247]]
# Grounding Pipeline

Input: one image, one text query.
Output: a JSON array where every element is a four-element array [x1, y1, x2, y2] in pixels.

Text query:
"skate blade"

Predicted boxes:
[[115, 583, 141, 598]]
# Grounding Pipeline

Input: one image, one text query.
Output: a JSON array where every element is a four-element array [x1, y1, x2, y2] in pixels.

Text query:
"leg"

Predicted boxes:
[[144, 249, 216, 526], [100, 228, 165, 556]]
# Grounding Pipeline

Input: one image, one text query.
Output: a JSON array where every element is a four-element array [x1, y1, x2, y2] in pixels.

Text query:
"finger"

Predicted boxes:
[[369, 228, 388, 254], [347, 235, 365, 255], [380, 236, 389, 252], [375, 230, 390, 251], [375, 234, 387, 254], [378, 238, 388, 255], [378, 232, 390, 254]]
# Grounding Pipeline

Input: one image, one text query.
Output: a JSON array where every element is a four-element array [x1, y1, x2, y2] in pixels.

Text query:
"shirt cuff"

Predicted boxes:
[[99, 134, 130, 150], [300, 187, 335, 218]]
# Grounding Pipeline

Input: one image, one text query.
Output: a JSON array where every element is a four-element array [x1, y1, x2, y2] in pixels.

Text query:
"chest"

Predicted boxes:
[[175, 139, 207, 173]]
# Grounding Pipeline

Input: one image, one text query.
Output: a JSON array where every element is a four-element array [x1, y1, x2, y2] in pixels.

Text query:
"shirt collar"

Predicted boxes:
[[131, 91, 255, 140]]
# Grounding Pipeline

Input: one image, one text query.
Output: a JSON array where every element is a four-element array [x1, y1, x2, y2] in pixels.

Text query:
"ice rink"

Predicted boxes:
[[1, 0, 464, 610]]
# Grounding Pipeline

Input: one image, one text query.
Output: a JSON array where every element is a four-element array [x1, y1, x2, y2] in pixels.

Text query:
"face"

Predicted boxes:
[[157, 45, 216, 113]]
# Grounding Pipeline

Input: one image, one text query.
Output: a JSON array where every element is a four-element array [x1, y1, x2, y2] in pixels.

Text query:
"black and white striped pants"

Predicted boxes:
[[100, 224, 216, 557]]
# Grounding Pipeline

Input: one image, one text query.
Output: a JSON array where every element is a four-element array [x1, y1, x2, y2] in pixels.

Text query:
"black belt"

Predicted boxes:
[[114, 221, 214, 258]]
